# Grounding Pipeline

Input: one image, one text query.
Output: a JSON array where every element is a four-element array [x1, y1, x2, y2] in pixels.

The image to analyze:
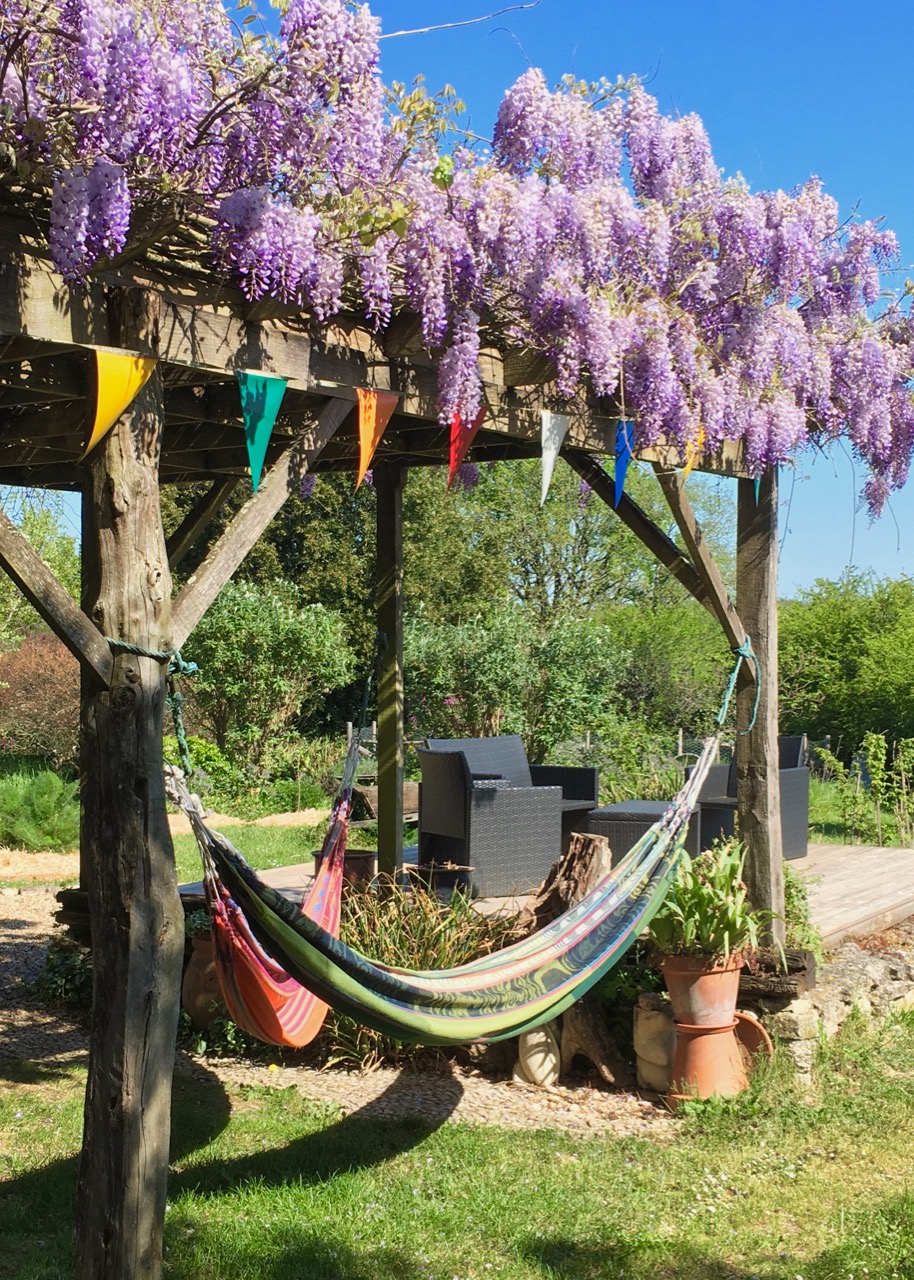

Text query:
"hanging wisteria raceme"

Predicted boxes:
[[2, 0, 914, 508]]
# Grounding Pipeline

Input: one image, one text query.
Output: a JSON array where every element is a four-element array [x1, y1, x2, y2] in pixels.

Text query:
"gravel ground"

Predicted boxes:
[[0, 885, 676, 1139]]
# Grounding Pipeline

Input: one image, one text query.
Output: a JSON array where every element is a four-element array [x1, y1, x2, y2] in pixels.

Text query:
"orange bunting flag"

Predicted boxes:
[[447, 406, 487, 489], [356, 387, 399, 488], [83, 350, 157, 458], [681, 425, 706, 483]]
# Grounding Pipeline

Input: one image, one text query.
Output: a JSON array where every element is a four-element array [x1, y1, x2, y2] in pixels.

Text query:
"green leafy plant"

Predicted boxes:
[[647, 838, 775, 959], [33, 936, 92, 1009], [0, 769, 80, 850], [783, 862, 825, 961], [317, 878, 524, 1070]]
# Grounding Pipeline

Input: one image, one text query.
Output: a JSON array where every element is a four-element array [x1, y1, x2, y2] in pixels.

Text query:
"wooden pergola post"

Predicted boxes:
[[74, 288, 184, 1280], [736, 470, 786, 947], [375, 463, 404, 877]]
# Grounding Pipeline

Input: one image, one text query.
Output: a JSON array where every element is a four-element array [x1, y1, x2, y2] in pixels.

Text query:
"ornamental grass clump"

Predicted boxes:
[[647, 838, 773, 960]]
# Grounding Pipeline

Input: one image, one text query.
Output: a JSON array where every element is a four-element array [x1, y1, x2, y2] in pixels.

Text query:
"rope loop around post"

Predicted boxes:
[[716, 636, 762, 736], [105, 637, 198, 775]]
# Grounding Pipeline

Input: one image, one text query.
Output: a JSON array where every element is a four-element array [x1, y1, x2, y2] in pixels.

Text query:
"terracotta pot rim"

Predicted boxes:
[[673, 1019, 739, 1035], [661, 951, 745, 972]]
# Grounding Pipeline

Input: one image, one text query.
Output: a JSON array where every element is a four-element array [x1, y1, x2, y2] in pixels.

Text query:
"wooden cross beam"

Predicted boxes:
[[650, 461, 747, 651], [0, 507, 113, 684], [170, 396, 352, 648]]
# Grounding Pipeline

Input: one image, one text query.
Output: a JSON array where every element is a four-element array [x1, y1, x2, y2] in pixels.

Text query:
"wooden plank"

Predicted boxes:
[[170, 397, 351, 647], [0, 254, 313, 389], [651, 462, 747, 650], [563, 450, 710, 608], [736, 471, 785, 948], [375, 464, 405, 876], [0, 507, 112, 684], [165, 478, 239, 570]]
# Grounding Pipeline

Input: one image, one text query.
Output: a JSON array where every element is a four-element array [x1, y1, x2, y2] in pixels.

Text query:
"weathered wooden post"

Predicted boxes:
[[736, 470, 786, 948], [75, 287, 184, 1280], [375, 462, 404, 877]]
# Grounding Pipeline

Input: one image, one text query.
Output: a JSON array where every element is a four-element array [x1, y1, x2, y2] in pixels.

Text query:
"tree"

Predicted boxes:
[[779, 571, 914, 751], [185, 581, 355, 771]]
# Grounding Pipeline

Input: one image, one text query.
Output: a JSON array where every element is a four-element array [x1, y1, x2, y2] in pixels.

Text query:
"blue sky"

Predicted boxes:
[[369, 0, 914, 595]]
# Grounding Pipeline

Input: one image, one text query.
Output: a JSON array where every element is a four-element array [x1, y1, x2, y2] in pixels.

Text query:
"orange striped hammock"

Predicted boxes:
[[170, 769, 350, 1049]]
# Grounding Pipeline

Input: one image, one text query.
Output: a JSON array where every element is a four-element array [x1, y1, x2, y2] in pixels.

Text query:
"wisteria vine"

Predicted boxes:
[[1, 0, 913, 510]]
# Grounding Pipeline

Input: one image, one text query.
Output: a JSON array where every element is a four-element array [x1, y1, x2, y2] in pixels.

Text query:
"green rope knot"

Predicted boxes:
[[716, 636, 762, 735], [106, 637, 175, 662]]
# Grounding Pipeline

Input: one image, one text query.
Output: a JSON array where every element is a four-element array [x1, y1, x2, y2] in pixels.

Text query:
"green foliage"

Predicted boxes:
[[318, 879, 524, 1070], [184, 581, 354, 770], [405, 609, 622, 761], [779, 570, 914, 751], [783, 863, 825, 961], [647, 838, 775, 959], [163, 734, 247, 801], [0, 770, 79, 850], [815, 732, 914, 847], [580, 712, 683, 803], [33, 936, 92, 1008]]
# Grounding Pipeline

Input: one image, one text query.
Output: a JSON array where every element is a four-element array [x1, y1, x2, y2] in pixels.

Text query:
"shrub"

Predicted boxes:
[[185, 581, 354, 772], [0, 770, 80, 850], [316, 879, 524, 1070], [0, 633, 79, 770], [33, 936, 92, 1009]]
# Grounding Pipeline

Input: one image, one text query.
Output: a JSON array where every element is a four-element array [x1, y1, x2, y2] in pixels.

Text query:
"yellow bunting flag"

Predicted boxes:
[[681, 425, 706, 483], [356, 388, 399, 489], [83, 350, 157, 458]]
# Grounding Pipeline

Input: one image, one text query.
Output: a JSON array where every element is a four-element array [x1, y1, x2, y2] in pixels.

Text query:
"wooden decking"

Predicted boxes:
[[791, 840, 914, 948], [182, 838, 914, 951]]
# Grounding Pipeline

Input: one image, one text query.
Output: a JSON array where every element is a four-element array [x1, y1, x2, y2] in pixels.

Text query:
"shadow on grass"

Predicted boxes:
[[169, 1061, 463, 1195], [0, 1056, 462, 1278]]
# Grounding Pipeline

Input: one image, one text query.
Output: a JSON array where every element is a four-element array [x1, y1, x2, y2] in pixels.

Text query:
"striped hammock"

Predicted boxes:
[[185, 736, 719, 1048], [169, 732, 363, 1048]]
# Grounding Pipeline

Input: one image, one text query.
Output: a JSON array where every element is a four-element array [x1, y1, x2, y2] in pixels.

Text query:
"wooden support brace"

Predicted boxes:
[[170, 397, 351, 648], [563, 450, 709, 608], [0, 507, 112, 684], [165, 478, 240, 570], [650, 461, 747, 651]]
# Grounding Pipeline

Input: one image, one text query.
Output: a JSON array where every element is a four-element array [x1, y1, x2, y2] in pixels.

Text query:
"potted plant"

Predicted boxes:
[[647, 838, 776, 1105]]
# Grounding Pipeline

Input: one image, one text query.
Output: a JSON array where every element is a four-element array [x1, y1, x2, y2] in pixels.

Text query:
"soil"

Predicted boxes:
[[0, 875, 677, 1139]]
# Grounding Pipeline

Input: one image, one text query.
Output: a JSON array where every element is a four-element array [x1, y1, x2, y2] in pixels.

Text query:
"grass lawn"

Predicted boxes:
[[171, 820, 395, 886], [3, 1012, 914, 1279]]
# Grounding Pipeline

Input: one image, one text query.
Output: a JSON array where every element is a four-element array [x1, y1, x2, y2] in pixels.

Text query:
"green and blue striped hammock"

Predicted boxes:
[[191, 735, 720, 1047]]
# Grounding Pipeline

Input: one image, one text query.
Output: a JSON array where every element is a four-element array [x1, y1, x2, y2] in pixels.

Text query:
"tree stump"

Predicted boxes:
[[515, 831, 634, 1089]]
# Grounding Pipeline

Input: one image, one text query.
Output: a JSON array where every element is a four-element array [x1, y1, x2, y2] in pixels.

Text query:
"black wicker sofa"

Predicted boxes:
[[417, 735, 598, 897]]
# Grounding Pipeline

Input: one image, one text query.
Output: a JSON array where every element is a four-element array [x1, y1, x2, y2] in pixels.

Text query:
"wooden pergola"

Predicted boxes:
[[0, 228, 784, 1278]]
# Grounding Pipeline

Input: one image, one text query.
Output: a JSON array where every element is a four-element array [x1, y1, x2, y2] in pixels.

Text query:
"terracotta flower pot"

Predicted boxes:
[[661, 952, 744, 1027], [667, 1019, 749, 1109]]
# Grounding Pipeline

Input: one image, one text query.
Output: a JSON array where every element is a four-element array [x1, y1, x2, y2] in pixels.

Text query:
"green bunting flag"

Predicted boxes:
[[237, 370, 288, 492]]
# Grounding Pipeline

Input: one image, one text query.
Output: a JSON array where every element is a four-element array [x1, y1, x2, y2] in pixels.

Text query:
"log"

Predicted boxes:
[[516, 831, 634, 1089], [74, 286, 184, 1280]]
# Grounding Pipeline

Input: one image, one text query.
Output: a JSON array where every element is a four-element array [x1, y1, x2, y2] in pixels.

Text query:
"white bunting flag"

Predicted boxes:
[[540, 411, 571, 504]]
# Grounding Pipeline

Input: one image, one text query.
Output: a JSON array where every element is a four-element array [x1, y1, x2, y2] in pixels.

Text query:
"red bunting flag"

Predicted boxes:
[[356, 387, 399, 489], [447, 405, 487, 489]]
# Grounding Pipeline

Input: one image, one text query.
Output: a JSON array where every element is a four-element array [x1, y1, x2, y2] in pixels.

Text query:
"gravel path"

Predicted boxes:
[[0, 885, 676, 1140]]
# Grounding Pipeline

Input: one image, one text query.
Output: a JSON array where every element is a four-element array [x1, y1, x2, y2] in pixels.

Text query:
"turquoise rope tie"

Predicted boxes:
[[716, 636, 761, 735], [106, 637, 198, 776]]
